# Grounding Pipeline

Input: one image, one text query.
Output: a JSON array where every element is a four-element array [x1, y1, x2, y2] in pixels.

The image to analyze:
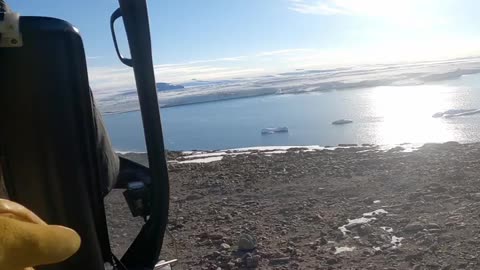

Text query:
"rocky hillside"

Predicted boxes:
[[103, 142, 480, 269]]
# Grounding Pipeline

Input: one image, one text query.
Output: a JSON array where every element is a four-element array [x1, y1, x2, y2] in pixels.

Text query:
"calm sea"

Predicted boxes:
[[103, 74, 480, 151]]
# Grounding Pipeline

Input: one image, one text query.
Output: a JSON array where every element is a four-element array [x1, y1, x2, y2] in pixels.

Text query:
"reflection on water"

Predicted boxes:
[[104, 74, 480, 151], [370, 85, 455, 144]]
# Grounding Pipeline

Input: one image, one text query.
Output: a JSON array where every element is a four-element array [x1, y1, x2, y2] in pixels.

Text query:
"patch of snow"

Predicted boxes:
[[179, 156, 223, 164], [339, 209, 389, 235], [356, 149, 376, 153], [381, 226, 394, 233], [391, 236, 404, 247], [263, 150, 288, 155], [117, 143, 429, 166], [373, 200, 381, 204], [401, 146, 420, 153], [373, 247, 381, 251], [182, 152, 227, 159], [228, 145, 326, 152], [334, 246, 356, 254], [363, 209, 388, 217], [378, 143, 422, 153], [339, 217, 376, 235], [115, 150, 146, 155], [180, 151, 253, 162]]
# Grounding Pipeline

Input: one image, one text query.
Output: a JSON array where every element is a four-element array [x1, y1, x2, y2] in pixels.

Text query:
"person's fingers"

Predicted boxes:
[[0, 216, 81, 269], [0, 199, 46, 225]]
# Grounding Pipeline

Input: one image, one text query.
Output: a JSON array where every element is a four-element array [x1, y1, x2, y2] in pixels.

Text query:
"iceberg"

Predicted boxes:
[[332, 119, 353, 125], [433, 109, 480, 118], [261, 127, 288, 135]]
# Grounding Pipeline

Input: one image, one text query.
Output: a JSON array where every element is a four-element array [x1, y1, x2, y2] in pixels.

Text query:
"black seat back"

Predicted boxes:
[[0, 16, 117, 270]]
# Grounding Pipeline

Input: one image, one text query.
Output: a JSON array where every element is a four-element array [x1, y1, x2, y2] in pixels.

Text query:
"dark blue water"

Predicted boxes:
[[104, 74, 480, 151]]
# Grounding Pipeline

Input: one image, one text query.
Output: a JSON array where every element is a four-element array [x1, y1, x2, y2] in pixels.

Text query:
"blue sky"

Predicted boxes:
[[9, 0, 480, 90]]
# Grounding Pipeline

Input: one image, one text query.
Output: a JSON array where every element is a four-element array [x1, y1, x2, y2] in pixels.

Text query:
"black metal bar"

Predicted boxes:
[[110, 8, 133, 67], [113, 0, 170, 269]]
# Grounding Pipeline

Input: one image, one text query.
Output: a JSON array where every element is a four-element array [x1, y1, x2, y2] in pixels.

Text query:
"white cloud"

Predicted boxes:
[[88, 60, 266, 92], [289, 0, 448, 28], [289, 0, 349, 15], [289, 0, 413, 16], [255, 48, 313, 57]]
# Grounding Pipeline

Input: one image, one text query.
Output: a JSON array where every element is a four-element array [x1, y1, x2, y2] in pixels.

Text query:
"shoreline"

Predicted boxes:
[[108, 140, 480, 269], [114, 141, 428, 156]]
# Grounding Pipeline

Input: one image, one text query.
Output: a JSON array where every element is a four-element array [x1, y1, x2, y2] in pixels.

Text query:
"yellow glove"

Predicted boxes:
[[0, 199, 81, 270]]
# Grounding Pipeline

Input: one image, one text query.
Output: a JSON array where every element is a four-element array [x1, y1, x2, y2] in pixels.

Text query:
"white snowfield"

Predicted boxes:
[[95, 58, 480, 114]]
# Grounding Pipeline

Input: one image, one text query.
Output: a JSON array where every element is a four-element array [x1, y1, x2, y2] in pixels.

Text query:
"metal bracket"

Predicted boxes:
[[0, 12, 22, 47]]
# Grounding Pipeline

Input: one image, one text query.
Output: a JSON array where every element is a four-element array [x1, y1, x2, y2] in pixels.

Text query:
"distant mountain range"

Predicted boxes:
[[156, 82, 184, 91], [181, 79, 242, 88]]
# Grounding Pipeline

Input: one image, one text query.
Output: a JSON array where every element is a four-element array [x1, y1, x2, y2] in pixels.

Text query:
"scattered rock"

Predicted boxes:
[[357, 224, 374, 236], [470, 193, 480, 201], [113, 142, 480, 269], [245, 254, 260, 268], [317, 237, 328, 246], [209, 234, 224, 240], [269, 257, 290, 265], [326, 257, 339, 265], [238, 234, 257, 251], [425, 223, 441, 230], [405, 252, 424, 262], [429, 185, 447, 193], [185, 193, 203, 201], [220, 243, 231, 250], [404, 222, 424, 233]]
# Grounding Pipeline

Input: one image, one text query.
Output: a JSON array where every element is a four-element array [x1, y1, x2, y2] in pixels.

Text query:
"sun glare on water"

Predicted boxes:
[[369, 85, 456, 145]]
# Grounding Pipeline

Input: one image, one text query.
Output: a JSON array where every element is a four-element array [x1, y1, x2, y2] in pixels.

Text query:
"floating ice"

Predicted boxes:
[[332, 119, 353, 125], [433, 109, 480, 118], [261, 127, 289, 135]]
